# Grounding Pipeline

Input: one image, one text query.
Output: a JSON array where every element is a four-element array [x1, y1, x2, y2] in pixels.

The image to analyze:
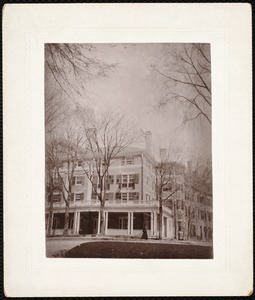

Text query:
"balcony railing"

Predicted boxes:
[[46, 199, 158, 208]]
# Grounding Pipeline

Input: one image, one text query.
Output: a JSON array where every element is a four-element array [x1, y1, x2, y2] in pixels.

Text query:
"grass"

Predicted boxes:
[[65, 241, 213, 259]]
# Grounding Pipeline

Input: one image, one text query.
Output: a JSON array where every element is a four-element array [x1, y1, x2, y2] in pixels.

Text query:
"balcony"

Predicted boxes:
[[46, 199, 158, 209]]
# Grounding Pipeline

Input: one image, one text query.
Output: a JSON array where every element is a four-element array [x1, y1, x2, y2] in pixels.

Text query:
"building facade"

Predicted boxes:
[[45, 146, 175, 239], [46, 136, 212, 242]]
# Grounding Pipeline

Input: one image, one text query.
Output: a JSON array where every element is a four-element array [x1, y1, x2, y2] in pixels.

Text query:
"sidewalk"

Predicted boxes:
[[46, 236, 213, 257]]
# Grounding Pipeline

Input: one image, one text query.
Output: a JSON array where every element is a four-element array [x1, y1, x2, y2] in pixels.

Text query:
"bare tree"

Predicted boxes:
[[45, 157, 58, 236], [45, 89, 69, 134], [46, 116, 86, 236], [185, 157, 212, 197], [185, 158, 212, 240], [79, 111, 135, 235], [155, 149, 185, 239], [152, 43, 211, 125], [45, 43, 116, 105]]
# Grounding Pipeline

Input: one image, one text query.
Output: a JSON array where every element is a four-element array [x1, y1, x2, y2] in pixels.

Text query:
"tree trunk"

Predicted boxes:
[[99, 204, 105, 235], [63, 204, 69, 236], [159, 200, 163, 239], [187, 221, 190, 241], [47, 190, 53, 236], [174, 203, 177, 239], [47, 211, 53, 236]]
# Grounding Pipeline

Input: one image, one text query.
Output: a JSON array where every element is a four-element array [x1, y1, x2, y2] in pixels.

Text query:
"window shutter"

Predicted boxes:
[[72, 177, 75, 185]]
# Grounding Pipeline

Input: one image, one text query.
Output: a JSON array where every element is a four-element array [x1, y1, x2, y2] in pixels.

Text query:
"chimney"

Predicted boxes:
[[160, 148, 167, 162], [145, 131, 152, 154]]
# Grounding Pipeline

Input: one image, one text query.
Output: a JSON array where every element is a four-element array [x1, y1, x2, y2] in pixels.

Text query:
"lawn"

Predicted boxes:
[[65, 241, 213, 259]]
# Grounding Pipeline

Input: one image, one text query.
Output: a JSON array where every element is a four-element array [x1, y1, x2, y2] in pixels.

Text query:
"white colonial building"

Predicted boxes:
[[45, 131, 212, 241]]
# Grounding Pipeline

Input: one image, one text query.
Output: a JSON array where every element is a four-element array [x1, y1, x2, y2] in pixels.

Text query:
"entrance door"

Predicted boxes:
[[80, 212, 98, 235]]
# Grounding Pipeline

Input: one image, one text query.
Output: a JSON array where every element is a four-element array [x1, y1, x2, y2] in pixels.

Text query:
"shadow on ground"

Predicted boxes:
[[65, 241, 213, 259]]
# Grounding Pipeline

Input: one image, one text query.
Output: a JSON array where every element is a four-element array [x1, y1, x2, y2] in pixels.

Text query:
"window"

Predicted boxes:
[[116, 175, 121, 184], [134, 174, 139, 184], [72, 176, 84, 185], [105, 193, 113, 201], [71, 193, 75, 201], [76, 160, 83, 168], [120, 174, 138, 189], [52, 194, 61, 202], [146, 176, 149, 185], [71, 193, 84, 201], [122, 193, 127, 202], [75, 193, 84, 201], [121, 157, 134, 165], [129, 192, 139, 201], [146, 194, 150, 201], [122, 175, 128, 188], [178, 221, 182, 231], [115, 192, 121, 200], [128, 174, 135, 189], [76, 176, 84, 185]]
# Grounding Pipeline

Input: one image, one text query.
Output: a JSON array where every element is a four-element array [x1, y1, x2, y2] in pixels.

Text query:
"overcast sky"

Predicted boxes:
[[46, 43, 212, 162], [76, 43, 212, 162]]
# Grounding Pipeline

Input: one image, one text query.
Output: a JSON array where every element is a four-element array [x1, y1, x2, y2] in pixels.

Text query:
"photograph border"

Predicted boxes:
[[3, 3, 252, 297]]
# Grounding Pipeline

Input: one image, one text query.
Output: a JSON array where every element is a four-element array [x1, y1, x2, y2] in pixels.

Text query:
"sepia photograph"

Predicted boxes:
[[45, 43, 213, 259], [4, 3, 252, 297]]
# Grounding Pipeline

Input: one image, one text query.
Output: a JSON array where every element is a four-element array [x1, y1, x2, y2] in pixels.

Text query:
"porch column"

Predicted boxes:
[[76, 212, 80, 234], [77, 211, 81, 234], [150, 212, 154, 236], [162, 215, 165, 238], [127, 212, 131, 235], [50, 212, 54, 236], [73, 212, 77, 233], [46, 214, 50, 234], [105, 212, 108, 235], [153, 212, 157, 237], [130, 212, 134, 236], [97, 211, 101, 234]]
